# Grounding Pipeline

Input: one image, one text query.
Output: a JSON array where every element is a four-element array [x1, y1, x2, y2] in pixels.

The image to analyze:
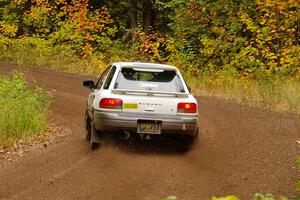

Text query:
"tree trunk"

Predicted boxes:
[[128, 0, 137, 29], [17, 0, 32, 36], [142, 0, 155, 35]]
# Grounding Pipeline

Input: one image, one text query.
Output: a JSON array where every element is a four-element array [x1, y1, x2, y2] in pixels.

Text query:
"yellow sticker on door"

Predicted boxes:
[[123, 103, 138, 109]]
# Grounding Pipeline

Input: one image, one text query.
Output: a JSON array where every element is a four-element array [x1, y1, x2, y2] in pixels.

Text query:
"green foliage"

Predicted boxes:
[[161, 195, 177, 200], [212, 195, 239, 200], [161, 194, 291, 200], [0, 0, 298, 78], [0, 71, 52, 148], [169, 0, 300, 77], [254, 193, 288, 200], [132, 28, 176, 62], [0, 0, 116, 57]]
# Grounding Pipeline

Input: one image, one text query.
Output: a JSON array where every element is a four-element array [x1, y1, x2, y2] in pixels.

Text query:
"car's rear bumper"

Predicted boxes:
[[93, 110, 198, 136]]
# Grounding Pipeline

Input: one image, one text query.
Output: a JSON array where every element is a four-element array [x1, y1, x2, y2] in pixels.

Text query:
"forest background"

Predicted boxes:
[[0, 0, 299, 114]]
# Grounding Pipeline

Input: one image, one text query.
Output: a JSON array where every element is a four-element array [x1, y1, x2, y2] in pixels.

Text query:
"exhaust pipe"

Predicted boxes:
[[117, 130, 131, 140]]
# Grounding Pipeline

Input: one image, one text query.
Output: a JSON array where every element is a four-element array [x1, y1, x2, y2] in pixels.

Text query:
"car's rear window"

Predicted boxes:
[[114, 67, 185, 92]]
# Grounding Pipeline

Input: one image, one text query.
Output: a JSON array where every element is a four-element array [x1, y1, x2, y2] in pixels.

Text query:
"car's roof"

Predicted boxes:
[[113, 62, 178, 71]]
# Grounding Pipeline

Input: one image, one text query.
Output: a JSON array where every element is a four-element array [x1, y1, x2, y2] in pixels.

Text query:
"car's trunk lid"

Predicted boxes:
[[111, 89, 188, 115]]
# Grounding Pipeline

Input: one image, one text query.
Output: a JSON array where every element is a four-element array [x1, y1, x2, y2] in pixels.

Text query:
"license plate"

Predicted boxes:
[[137, 120, 162, 134], [123, 103, 138, 109]]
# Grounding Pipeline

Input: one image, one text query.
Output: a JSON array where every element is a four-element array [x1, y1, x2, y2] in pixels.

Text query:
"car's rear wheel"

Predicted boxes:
[[180, 133, 198, 151]]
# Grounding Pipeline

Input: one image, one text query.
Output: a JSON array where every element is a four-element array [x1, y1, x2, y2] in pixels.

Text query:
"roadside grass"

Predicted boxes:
[[185, 73, 300, 115], [0, 37, 105, 76], [0, 71, 52, 149]]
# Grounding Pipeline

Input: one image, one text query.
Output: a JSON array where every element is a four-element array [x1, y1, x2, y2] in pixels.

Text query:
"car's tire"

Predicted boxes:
[[184, 135, 196, 144], [181, 134, 197, 151], [90, 122, 99, 151], [85, 111, 91, 141]]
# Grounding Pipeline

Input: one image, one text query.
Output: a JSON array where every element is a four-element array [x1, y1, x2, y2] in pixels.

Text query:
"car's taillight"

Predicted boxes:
[[100, 98, 123, 109], [177, 103, 197, 113]]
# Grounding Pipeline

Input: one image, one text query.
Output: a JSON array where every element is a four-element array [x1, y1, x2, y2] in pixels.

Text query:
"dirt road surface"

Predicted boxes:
[[0, 63, 299, 200]]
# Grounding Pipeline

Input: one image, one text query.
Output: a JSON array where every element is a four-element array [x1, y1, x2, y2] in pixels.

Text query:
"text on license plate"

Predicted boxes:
[[137, 120, 162, 134]]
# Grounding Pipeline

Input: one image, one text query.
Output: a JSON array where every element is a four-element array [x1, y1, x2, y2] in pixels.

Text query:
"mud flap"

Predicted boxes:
[[91, 124, 101, 144]]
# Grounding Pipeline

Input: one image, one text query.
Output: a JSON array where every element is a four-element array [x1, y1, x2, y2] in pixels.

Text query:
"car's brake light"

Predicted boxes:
[[177, 103, 197, 113], [100, 98, 123, 109]]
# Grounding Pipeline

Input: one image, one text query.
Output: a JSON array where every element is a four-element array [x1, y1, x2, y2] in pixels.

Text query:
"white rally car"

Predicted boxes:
[[83, 62, 199, 150]]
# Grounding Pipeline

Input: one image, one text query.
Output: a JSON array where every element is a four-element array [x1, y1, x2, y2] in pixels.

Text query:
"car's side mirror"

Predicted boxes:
[[83, 80, 95, 89]]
